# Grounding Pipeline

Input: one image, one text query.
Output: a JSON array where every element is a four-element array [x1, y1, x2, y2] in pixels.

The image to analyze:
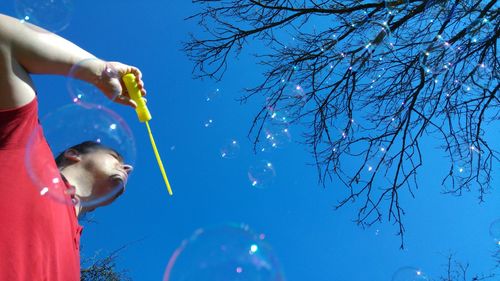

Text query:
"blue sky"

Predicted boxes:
[[1, 1, 499, 280]]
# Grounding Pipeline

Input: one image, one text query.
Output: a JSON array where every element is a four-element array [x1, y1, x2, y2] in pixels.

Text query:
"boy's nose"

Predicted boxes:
[[122, 164, 134, 174]]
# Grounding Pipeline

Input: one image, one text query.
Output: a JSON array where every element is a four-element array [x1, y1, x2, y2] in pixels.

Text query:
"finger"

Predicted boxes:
[[126, 67, 142, 83], [131, 67, 142, 80], [115, 95, 137, 108], [134, 80, 146, 96], [127, 67, 146, 96]]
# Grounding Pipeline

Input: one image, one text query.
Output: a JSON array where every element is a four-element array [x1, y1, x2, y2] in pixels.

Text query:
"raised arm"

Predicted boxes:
[[0, 13, 144, 109]]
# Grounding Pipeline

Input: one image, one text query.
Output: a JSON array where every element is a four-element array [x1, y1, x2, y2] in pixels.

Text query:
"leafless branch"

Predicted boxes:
[[185, 0, 499, 248]]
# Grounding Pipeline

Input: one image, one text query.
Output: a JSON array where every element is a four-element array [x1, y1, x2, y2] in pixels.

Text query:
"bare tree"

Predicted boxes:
[[185, 0, 499, 247], [79, 216, 136, 281], [434, 253, 498, 281], [80, 246, 131, 281]]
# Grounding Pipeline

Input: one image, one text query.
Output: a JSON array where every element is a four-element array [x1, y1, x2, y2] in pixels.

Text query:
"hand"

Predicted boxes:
[[95, 61, 147, 108]]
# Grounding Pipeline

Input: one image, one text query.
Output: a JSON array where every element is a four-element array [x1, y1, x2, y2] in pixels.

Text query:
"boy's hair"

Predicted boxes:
[[54, 141, 123, 168]]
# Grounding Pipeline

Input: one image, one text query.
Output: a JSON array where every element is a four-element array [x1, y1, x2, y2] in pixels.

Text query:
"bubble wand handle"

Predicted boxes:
[[122, 73, 173, 196], [122, 74, 151, 122]]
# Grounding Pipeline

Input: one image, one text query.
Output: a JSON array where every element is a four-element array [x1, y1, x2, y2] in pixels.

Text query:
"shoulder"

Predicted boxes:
[[0, 17, 36, 110]]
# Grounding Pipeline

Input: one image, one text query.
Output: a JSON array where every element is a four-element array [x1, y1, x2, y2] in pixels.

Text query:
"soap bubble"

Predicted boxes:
[[265, 83, 305, 126], [420, 0, 457, 24], [466, 18, 495, 44], [220, 139, 241, 159], [164, 223, 285, 281], [258, 127, 291, 152], [283, 83, 306, 103], [15, 0, 73, 33], [203, 118, 215, 128], [266, 100, 293, 127], [248, 161, 276, 189], [419, 39, 457, 75], [68, 59, 121, 107], [343, 20, 392, 72], [461, 83, 473, 93], [392, 267, 429, 281], [347, 9, 370, 28], [363, 21, 392, 49], [268, 108, 291, 126], [206, 88, 221, 102], [385, 0, 409, 14], [489, 219, 500, 246], [25, 103, 136, 208], [473, 63, 496, 91]]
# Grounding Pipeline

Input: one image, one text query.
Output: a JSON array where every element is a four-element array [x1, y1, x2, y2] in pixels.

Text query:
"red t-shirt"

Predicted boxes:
[[0, 98, 82, 280]]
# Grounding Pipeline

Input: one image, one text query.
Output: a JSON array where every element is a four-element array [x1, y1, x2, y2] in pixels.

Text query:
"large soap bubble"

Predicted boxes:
[[164, 223, 286, 281], [25, 103, 136, 208], [14, 0, 74, 33]]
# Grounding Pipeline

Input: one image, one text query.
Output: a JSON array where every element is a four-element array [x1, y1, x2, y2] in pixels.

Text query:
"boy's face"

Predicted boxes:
[[78, 148, 133, 203]]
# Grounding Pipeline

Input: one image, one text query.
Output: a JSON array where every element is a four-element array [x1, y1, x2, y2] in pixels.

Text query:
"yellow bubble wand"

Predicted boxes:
[[122, 73, 173, 196]]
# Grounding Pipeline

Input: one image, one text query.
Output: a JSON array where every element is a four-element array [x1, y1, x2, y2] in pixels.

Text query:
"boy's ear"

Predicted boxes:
[[63, 149, 81, 163]]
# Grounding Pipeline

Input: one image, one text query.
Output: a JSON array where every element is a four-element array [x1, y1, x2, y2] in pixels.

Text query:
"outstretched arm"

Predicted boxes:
[[0, 13, 145, 109]]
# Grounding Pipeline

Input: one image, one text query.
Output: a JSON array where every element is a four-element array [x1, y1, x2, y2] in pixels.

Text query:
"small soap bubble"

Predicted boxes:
[[347, 8, 370, 27], [15, 0, 73, 33], [206, 88, 221, 102], [420, 0, 457, 26], [204, 119, 215, 128], [68, 59, 121, 106], [163, 223, 285, 281], [266, 101, 293, 127], [258, 127, 292, 152], [25, 103, 136, 209], [268, 109, 290, 125], [220, 139, 241, 159], [489, 219, 500, 246], [248, 161, 276, 189], [392, 267, 429, 281], [474, 63, 494, 89], [284, 82, 306, 103], [466, 18, 495, 44], [461, 84, 472, 92], [364, 21, 392, 48], [343, 21, 392, 72], [385, 0, 409, 14], [419, 40, 458, 75]]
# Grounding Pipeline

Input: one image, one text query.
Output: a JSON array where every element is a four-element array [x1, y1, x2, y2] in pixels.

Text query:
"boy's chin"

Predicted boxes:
[[110, 174, 127, 186]]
